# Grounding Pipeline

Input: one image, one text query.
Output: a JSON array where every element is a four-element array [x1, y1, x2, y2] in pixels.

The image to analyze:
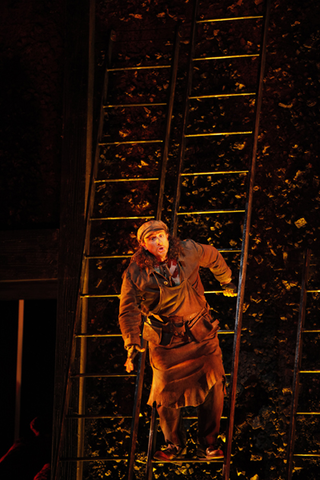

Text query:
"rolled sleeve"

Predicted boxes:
[[198, 242, 232, 284]]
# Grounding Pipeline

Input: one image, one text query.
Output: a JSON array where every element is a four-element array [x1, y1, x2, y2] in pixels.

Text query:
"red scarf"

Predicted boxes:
[[155, 259, 180, 285]]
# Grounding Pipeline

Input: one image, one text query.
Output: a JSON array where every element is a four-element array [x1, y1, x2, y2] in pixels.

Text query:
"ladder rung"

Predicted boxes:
[[95, 177, 159, 183], [66, 414, 132, 419], [107, 65, 171, 72], [99, 139, 163, 146], [297, 412, 320, 415], [61, 456, 129, 462], [85, 255, 131, 259], [90, 215, 154, 221], [181, 170, 249, 176], [197, 15, 263, 23], [193, 54, 259, 61], [80, 294, 120, 298], [189, 93, 256, 100], [177, 209, 245, 215], [75, 334, 123, 338], [70, 373, 136, 378], [217, 249, 242, 253], [185, 131, 252, 137], [205, 289, 237, 294], [152, 458, 224, 464], [293, 453, 320, 457], [104, 103, 167, 108], [176, 415, 228, 420]]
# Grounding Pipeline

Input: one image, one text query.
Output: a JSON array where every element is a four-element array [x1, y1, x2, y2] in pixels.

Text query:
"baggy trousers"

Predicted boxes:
[[156, 378, 225, 447]]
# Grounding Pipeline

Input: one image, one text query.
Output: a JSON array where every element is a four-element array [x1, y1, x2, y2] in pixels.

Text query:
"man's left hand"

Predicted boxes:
[[221, 282, 237, 297]]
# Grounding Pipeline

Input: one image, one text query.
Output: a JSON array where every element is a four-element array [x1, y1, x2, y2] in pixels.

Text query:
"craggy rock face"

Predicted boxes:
[[1, 0, 320, 479]]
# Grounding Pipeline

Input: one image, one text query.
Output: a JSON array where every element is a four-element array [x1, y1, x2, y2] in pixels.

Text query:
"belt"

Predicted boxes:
[[154, 310, 201, 326], [144, 306, 215, 346]]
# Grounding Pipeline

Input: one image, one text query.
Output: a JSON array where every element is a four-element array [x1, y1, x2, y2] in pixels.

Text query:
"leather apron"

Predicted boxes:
[[151, 272, 206, 319], [145, 269, 225, 409]]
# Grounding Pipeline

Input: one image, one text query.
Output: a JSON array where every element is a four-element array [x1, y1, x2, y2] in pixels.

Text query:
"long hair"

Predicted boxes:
[[130, 235, 184, 270]]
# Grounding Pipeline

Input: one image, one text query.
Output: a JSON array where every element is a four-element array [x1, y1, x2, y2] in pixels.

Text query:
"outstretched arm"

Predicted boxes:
[[196, 241, 237, 296]]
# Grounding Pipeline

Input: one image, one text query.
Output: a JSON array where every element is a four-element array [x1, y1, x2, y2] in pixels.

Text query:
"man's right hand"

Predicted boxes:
[[124, 344, 146, 373], [221, 282, 237, 297]]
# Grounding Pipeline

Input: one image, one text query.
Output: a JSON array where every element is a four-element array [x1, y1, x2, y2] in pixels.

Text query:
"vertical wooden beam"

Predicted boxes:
[[86, 0, 96, 208], [14, 300, 24, 441]]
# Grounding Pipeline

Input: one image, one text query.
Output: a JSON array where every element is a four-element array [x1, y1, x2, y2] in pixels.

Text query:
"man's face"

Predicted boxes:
[[142, 230, 169, 262]]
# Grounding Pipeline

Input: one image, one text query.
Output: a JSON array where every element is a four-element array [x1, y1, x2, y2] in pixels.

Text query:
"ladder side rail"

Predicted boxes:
[[286, 249, 311, 480], [223, 1, 271, 478], [146, 402, 158, 480], [83, 30, 115, 229], [171, 0, 199, 236], [156, 25, 181, 220], [75, 37, 116, 475], [127, 337, 148, 480], [52, 31, 115, 480], [143, 4, 199, 469], [76, 297, 88, 480]]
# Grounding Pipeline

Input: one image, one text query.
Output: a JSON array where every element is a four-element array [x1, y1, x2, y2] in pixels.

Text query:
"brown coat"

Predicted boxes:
[[119, 239, 232, 407], [119, 239, 232, 346]]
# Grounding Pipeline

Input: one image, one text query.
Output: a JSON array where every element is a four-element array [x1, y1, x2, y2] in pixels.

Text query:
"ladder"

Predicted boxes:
[[52, 25, 182, 480], [286, 250, 320, 479], [52, 0, 271, 478], [144, 0, 271, 478]]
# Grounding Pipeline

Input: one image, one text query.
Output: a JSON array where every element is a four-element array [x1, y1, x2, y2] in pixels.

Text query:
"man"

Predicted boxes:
[[119, 220, 237, 460]]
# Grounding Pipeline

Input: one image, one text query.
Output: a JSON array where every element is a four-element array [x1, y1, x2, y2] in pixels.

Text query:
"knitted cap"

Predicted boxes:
[[137, 220, 169, 243]]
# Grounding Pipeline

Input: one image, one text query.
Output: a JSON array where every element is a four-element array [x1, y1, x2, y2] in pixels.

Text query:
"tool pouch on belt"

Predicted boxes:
[[142, 317, 186, 346], [187, 311, 220, 343], [142, 320, 163, 345]]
